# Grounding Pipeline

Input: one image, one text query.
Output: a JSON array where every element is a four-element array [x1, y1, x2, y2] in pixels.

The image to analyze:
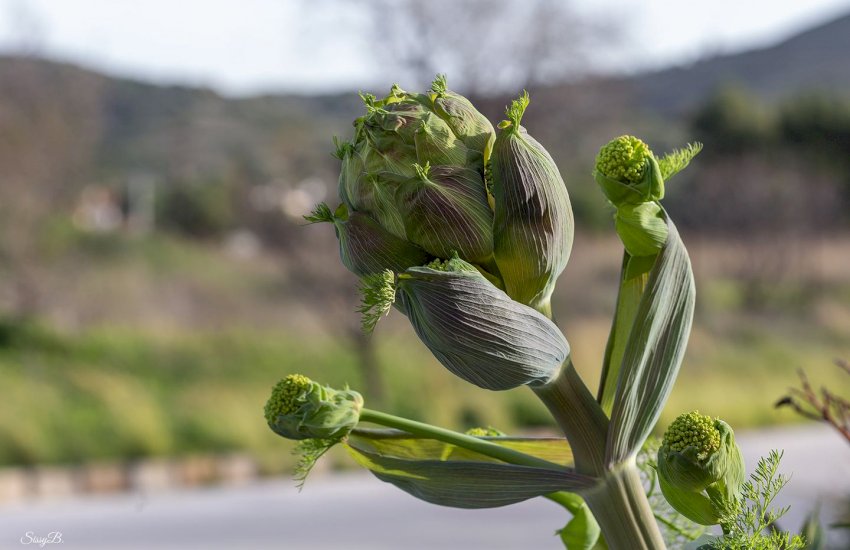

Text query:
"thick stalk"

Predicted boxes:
[[583, 460, 666, 549], [532, 358, 609, 476], [359, 408, 562, 470], [534, 360, 666, 549]]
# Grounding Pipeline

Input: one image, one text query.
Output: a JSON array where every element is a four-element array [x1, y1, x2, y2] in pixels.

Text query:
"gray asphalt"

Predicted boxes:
[[1, 425, 848, 550]]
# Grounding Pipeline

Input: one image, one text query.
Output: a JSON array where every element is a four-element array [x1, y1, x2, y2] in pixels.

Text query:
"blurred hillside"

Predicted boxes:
[[2, 10, 849, 240], [0, 11, 849, 469], [632, 12, 850, 114]]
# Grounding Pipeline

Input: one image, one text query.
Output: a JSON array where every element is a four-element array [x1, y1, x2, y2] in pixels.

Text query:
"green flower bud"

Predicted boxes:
[[396, 255, 569, 391], [593, 135, 671, 278], [356, 79, 491, 175], [265, 374, 364, 441], [331, 79, 495, 270], [657, 411, 745, 526], [305, 203, 430, 278], [337, 138, 409, 239], [334, 138, 359, 210], [361, 99, 427, 154], [395, 162, 494, 264], [491, 92, 574, 317], [429, 74, 495, 168], [465, 426, 506, 437], [414, 111, 472, 168], [594, 135, 664, 206]]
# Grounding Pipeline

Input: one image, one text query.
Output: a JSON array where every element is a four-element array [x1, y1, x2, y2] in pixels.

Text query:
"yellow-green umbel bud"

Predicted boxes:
[[662, 411, 721, 461], [593, 135, 669, 275], [264, 374, 312, 423], [596, 136, 650, 182], [491, 92, 574, 317], [265, 374, 364, 441], [396, 255, 569, 391], [657, 411, 745, 526], [594, 135, 664, 206]]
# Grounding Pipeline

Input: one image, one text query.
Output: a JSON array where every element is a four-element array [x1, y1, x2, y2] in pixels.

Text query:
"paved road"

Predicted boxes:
[[1, 426, 848, 550]]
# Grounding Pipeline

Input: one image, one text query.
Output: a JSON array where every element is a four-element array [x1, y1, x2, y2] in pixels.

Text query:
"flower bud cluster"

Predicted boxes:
[[661, 410, 721, 460], [265, 374, 363, 441], [594, 135, 668, 277], [657, 411, 745, 526], [309, 77, 577, 391], [317, 76, 574, 318], [595, 136, 653, 186]]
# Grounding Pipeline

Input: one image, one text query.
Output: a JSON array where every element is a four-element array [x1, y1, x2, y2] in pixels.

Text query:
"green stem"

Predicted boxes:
[[359, 408, 594, 537], [534, 360, 667, 549], [358, 408, 562, 470], [583, 461, 667, 550], [533, 358, 609, 476]]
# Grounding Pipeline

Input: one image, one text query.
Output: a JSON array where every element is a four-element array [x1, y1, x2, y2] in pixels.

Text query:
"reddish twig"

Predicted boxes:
[[775, 360, 850, 444]]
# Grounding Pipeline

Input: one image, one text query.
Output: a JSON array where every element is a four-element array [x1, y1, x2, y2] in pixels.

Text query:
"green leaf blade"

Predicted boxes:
[[345, 429, 594, 509], [605, 214, 696, 465], [598, 253, 649, 415]]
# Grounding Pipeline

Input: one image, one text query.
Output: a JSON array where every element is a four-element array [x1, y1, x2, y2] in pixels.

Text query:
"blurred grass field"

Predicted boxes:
[[1, 225, 847, 470]]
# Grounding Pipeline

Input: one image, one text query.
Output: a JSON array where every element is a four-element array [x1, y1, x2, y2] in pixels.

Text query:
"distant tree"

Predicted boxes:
[[779, 93, 850, 153], [778, 93, 850, 209], [0, 58, 104, 318], [779, 93, 850, 177], [691, 85, 776, 154], [157, 180, 236, 239], [359, 0, 614, 94]]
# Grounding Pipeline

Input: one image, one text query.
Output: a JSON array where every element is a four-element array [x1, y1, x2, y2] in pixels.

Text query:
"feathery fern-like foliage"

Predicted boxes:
[[357, 269, 396, 333], [658, 142, 703, 181]]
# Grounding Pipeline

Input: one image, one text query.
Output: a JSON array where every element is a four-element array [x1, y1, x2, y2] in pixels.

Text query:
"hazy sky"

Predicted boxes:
[[1, 0, 849, 95]]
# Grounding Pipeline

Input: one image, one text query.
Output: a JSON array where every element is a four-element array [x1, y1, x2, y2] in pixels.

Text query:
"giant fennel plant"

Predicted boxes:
[[266, 76, 804, 549]]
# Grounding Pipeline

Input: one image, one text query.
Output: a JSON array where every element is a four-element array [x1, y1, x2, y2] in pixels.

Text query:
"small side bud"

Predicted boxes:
[[662, 411, 721, 462], [657, 411, 745, 526], [264, 374, 313, 424], [594, 135, 664, 206], [265, 374, 363, 441], [593, 135, 671, 278], [465, 426, 506, 437]]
